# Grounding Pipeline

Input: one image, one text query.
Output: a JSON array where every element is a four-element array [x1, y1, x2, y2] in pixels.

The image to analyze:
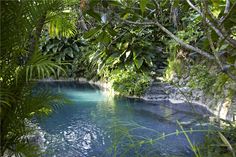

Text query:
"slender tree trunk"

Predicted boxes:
[[77, 8, 88, 32], [170, 0, 179, 29], [28, 14, 47, 61]]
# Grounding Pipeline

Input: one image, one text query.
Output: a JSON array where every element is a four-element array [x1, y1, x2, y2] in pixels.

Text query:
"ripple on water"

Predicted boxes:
[[38, 82, 210, 157]]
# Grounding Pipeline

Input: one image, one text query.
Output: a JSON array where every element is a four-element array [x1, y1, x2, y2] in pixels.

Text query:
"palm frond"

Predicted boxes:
[[1, 1, 31, 54], [23, 88, 68, 118], [0, 0, 69, 156], [47, 12, 77, 38], [0, 90, 16, 108], [22, 0, 64, 27], [26, 51, 65, 81]]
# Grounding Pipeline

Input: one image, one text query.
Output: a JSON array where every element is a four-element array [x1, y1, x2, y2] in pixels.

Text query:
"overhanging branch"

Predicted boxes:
[[124, 20, 214, 59], [186, 0, 236, 48]]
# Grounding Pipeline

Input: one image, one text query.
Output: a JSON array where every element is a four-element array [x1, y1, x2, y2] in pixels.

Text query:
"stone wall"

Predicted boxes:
[[143, 77, 236, 121], [51, 77, 235, 121]]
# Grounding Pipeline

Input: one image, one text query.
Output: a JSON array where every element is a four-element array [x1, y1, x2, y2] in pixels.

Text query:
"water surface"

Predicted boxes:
[[38, 81, 210, 157]]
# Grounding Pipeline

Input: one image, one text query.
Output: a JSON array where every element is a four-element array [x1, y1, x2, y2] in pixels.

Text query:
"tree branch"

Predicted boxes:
[[186, 0, 236, 48], [201, 0, 217, 24], [108, 31, 126, 48], [220, 1, 236, 24], [207, 29, 225, 70], [123, 20, 214, 59], [224, 0, 231, 14]]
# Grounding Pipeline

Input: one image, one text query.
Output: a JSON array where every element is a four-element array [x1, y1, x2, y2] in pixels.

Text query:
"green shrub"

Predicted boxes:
[[165, 58, 182, 81], [188, 65, 216, 92], [109, 69, 150, 96]]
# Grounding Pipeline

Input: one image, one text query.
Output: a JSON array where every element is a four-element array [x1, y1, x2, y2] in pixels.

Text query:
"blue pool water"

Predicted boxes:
[[38, 81, 210, 157]]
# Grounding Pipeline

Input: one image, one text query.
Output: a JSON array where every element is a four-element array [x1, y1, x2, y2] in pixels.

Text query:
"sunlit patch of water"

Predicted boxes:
[[38, 82, 211, 157]]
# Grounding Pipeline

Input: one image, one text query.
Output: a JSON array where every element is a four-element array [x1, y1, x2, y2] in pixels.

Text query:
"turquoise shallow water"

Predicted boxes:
[[38, 81, 210, 157]]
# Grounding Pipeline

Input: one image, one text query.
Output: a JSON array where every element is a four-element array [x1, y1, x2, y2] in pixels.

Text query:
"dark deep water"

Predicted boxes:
[[38, 81, 211, 157]]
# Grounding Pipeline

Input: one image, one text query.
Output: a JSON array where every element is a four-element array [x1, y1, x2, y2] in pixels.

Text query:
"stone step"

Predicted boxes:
[[149, 85, 165, 89], [144, 80, 171, 100], [146, 91, 167, 95], [146, 95, 169, 99], [148, 86, 166, 90], [147, 87, 166, 90], [151, 82, 169, 86], [145, 95, 169, 100]]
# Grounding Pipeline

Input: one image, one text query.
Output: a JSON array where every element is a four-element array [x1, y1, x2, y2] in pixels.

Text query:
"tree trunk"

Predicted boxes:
[[28, 14, 47, 62], [77, 9, 88, 31]]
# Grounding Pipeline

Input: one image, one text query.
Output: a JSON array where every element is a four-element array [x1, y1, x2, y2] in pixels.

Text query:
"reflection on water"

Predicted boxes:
[[38, 81, 211, 157]]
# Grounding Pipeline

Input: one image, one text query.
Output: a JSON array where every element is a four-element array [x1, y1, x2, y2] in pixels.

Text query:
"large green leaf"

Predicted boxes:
[[88, 0, 100, 8], [173, 0, 180, 7], [134, 57, 144, 69], [107, 26, 117, 36], [97, 31, 111, 43], [72, 43, 80, 52], [107, 1, 121, 6], [218, 132, 235, 157], [46, 44, 55, 51], [58, 43, 64, 51], [86, 9, 101, 22], [103, 52, 120, 67], [64, 47, 73, 58], [144, 56, 153, 66], [52, 46, 58, 53], [83, 27, 101, 39]]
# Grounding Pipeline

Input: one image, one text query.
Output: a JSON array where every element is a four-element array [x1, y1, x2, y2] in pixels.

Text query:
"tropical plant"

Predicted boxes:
[[79, 1, 236, 156], [188, 65, 216, 92], [0, 0, 71, 156], [80, 0, 169, 77], [198, 120, 236, 157], [1, 0, 236, 156], [40, 31, 85, 78], [109, 67, 151, 96]]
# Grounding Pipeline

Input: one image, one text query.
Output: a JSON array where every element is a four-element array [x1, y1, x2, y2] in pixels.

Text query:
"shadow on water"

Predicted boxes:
[[37, 81, 214, 157]]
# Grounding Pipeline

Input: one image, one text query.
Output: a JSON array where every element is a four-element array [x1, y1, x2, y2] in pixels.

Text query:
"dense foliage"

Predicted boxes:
[[40, 31, 85, 78], [0, 0, 69, 156], [200, 122, 236, 157], [1, 0, 236, 156], [109, 68, 150, 96]]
